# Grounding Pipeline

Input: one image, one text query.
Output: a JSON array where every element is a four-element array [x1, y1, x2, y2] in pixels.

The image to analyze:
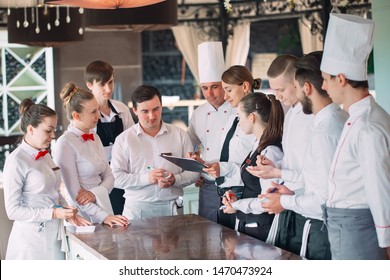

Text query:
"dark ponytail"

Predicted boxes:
[[240, 92, 284, 152]]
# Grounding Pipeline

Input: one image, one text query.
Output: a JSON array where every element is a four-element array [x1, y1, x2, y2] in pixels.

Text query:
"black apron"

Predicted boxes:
[[96, 100, 125, 215], [236, 149, 275, 242]]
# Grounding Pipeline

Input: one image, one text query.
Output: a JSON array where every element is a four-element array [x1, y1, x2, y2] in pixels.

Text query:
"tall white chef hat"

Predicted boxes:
[[198, 41, 225, 84], [320, 13, 375, 81]]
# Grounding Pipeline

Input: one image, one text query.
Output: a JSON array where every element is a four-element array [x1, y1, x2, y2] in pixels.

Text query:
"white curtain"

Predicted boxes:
[[225, 21, 251, 67], [172, 21, 251, 83], [298, 15, 323, 54], [171, 25, 201, 84]]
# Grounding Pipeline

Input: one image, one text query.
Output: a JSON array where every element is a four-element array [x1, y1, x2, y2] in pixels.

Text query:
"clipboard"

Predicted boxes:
[[160, 154, 207, 173]]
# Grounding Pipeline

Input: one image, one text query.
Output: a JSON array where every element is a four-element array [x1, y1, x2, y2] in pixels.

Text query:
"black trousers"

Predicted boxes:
[[109, 188, 125, 215]]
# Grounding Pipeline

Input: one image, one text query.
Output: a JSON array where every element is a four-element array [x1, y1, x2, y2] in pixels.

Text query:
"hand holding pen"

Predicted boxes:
[[147, 166, 172, 184], [220, 191, 237, 214]]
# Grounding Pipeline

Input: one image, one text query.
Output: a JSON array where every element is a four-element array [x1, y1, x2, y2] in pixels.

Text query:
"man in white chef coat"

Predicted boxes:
[[321, 13, 390, 259], [187, 42, 236, 223]]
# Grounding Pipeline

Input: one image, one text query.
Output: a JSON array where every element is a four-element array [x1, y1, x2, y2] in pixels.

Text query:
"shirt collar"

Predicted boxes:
[[313, 103, 340, 128], [291, 102, 303, 115], [135, 121, 168, 137], [206, 100, 232, 113], [348, 95, 372, 118], [20, 139, 42, 160], [68, 123, 94, 139]]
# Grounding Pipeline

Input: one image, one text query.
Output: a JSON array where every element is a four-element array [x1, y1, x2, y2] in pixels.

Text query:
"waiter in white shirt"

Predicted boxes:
[[111, 85, 198, 220], [85, 60, 136, 215], [247, 55, 314, 245], [321, 13, 390, 260], [260, 52, 348, 259], [187, 42, 236, 223]]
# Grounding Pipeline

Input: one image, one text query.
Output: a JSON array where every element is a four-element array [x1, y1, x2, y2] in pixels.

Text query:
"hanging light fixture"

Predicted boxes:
[[85, 0, 177, 31], [44, 0, 166, 9], [7, 5, 85, 47]]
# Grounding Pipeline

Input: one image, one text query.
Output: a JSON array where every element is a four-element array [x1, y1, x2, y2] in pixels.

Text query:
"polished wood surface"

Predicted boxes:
[[66, 214, 302, 260]]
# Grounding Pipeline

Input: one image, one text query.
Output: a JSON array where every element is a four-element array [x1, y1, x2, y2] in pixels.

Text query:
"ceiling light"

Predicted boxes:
[[44, 0, 166, 9]]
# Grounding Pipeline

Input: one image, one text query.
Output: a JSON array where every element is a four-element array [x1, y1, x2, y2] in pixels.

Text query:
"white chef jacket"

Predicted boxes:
[[111, 122, 198, 203], [187, 100, 235, 163], [218, 114, 257, 187], [327, 96, 390, 247], [3, 140, 64, 259], [231, 144, 284, 214], [280, 102, 314, 190], [281, 103, 348, 220], [52, 124, 114, 224]]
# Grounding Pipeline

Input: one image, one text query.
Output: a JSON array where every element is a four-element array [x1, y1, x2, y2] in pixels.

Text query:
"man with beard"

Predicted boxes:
[[260, 51, 347, 259]]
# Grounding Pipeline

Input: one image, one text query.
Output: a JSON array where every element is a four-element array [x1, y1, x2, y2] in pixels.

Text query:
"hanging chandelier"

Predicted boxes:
[[44, 0, 166, 9], [7, 5, 85, 46]]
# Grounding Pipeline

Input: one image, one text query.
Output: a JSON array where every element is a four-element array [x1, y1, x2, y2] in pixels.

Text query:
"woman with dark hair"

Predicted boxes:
[[3, 99, 88, 259], [222, 92, 284, 242], [196, 65, 260, 228], [53, 82, 128, 227]]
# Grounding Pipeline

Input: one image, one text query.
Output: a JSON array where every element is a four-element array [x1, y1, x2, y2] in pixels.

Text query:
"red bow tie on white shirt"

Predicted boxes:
[[35, 150, 49, 160], [81, 133, 95, 141]]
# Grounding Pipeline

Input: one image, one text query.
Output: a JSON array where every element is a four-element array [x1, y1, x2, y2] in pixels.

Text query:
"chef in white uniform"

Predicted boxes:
[[187, 42, 236, 223], [321, 13, 390, 260]]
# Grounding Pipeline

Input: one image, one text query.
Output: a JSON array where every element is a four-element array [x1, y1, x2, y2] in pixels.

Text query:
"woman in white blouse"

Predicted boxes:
[[3, 99, 88, 260], [222, 92, 285, 242], [53, 82, 128, 227]]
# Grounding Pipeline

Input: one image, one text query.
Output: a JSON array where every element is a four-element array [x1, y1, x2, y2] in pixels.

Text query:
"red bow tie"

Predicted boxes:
[[35, 150, 49, 160], [81, 133, 95, 141]]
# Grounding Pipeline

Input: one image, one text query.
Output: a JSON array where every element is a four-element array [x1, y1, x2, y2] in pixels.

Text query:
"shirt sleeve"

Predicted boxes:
[[359, 125, 390, 247], [281, 134, 336, 218], [231, 198, 265, 214], [186, 112, 201, 147], [111, 133, 151, 190], [172, 130, 199, 187], [115, 100, 135, 130], [3, 156, 53, 223]]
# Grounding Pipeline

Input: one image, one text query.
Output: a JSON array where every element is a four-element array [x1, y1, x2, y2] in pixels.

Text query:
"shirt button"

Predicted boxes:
[[206, 148, 209, 151], [224, 111, 227, 113], [208, 113, 210, 115], [207, 130, 209, 132]]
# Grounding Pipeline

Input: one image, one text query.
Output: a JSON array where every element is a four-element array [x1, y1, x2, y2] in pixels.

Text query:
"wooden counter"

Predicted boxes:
[[66, 214, 301, 260]]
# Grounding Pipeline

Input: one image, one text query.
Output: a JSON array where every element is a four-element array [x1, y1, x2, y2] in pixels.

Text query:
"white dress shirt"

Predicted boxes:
[[281, 103, 348, 220], [3, 140, 64, 259], [327, 96, 390, 247], [231, 144, 284, 214], [187, 100, 235, 163], [111, 122, 198, 203], [52, 124, 114, 224], [218, 114, 257, 187], [280, 102, 314, 190]]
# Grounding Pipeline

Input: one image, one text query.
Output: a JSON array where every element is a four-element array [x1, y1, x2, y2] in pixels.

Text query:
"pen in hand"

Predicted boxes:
[[261, 149, 268, 162], [147, 166, 171, 179], [269, 181, 284, 193]]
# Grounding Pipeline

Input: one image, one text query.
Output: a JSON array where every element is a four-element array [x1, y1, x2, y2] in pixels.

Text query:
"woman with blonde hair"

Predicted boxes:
[[53, 82, 128, 227]]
